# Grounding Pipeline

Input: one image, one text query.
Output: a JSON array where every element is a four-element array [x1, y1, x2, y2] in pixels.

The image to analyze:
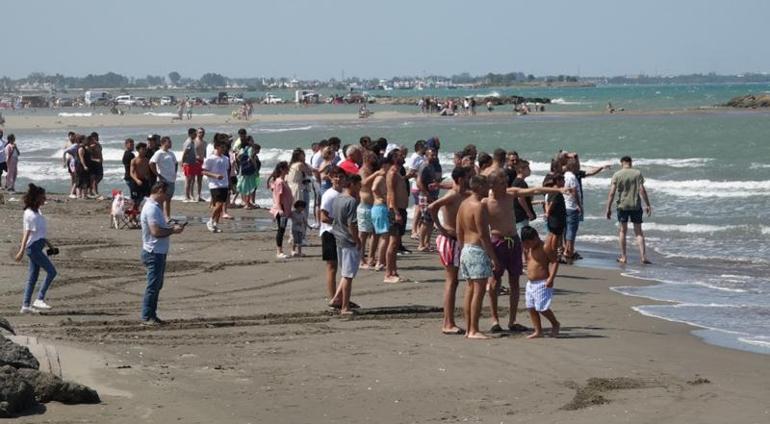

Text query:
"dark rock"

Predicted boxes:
[[723, 94, 770, 108], [0, 335, 40, 370], [0, 365, 36, 417], [16, 369, 100, 404]]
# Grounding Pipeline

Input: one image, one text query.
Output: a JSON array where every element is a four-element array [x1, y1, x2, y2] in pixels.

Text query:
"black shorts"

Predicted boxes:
[[321, 231, 338, 262], [229, 176, 238, 190], [91, 162, 104, 180], [389, 208, 407, 236], [547, 225, 564, 237], [210, 187, 229, 203], [617, 208, 643, 224], [0, 162, 7, 173]]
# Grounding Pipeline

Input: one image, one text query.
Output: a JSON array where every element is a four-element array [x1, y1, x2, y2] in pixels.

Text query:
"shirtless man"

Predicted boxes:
[[456, 175, 500, 339], [193, 128, 207, 202], [130, 142, 153, 207], [370, 156, 392, 272], [357, 151, 380, 268], [484, 169, 567, 332], [480, 148, 506, 177], [384, 148, 409, 283], [428, 166, 470, 334], [520, 226, 561, 338]]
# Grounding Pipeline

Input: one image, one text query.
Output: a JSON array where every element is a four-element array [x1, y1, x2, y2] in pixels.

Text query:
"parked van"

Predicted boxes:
[[114, 95, 139, 106], [84, 90, 110, 106]]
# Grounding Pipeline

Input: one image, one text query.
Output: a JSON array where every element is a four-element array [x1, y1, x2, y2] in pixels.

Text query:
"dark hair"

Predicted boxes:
[[414, 139, 426, 151], [375, 137, 388, 153], [359, 136, 371, 148], [136, 142, 147, 151], [451, 166, 469, 182], [469, 175, 487, 191], [620, 155, 633, 164], [462, 144, 477, 158], [213, 138, 227, 150], [493, 148, 506, 164], [327, 166, 344, 178], [318, 139, 329, 147], [7, 134, 15, 143], [268, 161, 290, 187], [150, 181, 168, 194], [478, 152, 492, 168], [341, 144, 350, 159], [328, 136, 341, 147], [89, 131, 99, 139], [238, 128, 247, 135], [347, 174, 362, 185], [160, 136, 172, 145], [290, 148, 305, 164], [520, 225, 539, 242], [22, 184, 45, 212], [363, 150, 380, 169], [384, 150, 399, 165], [514, 160, 530, 174], [67, 131, 76, 137], [125, 137, 134, 145], [294, 200, 307, 209], [188, 128, 197, 137]]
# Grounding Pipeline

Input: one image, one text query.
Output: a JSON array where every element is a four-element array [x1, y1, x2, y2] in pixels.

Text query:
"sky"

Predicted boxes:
[[4, 0, 770, 80]]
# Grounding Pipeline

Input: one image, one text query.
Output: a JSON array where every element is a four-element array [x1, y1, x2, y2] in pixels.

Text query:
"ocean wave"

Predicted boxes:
[[643, 223, 742, 234], [258, 125, 313, 133], [581, 177, 770, 197], [749, 163, 770, 169], [57, 112, 94, 117], [737, 336, 770, 349], [581, 158, 711, 168], [762, 227, 770, 235], [473, 91, 500, 98], [550, 97, 587, 105], [142, 112, 215, 117]]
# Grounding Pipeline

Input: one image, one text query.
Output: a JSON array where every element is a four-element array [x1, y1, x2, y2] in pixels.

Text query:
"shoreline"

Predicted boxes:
[[3, 106, 770, 131], [1, 198, 767, 422]]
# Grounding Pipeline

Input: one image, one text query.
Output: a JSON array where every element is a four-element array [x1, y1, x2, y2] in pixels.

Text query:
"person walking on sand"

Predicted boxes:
[[604, 156, 652, 264], [0, 129, 7, 188], [520, 226, 561, 339], [268, 161, 294, 259], [328, 174, 362, 315], [140, 181, 185, 325], [15, 184, 58, 313], [456, 175, 500, 340], [180, 128, 198, 202], [4, 134, 20, 192], [319, 167, 344, 305], [428, 166, 470, 335], [202, 138, 230, 233]]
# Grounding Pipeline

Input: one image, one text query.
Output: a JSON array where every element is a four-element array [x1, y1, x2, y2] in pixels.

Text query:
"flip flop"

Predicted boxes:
[[489, 324, 504, 333], [508, 323, 530, 332], [641, 259, 653, 265]]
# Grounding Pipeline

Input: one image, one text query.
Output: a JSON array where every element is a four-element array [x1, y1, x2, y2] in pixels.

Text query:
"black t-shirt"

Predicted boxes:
[[122, 150, 135, 181], [419, 160, 442, 197], [512, 177, 534, 223], [146, 146, 159, 160], [547, 193, 566, 232]]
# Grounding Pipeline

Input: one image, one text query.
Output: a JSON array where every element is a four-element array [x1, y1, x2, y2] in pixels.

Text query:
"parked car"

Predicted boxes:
[[84, 90, 111, 106], [114, 95, 139, 106], [160, 96, 177, 106], [262, 93, 284, 104]]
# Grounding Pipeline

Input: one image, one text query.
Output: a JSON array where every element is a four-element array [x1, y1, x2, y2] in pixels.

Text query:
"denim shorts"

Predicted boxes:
[[564, 209, 580, 241]]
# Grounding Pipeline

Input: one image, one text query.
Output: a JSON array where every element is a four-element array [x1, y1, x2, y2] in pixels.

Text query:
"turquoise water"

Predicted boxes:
[[5, 83, 770, 354]]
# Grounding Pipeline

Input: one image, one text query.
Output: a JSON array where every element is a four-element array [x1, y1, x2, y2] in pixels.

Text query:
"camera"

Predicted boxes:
[[46, 247, 59, 256]]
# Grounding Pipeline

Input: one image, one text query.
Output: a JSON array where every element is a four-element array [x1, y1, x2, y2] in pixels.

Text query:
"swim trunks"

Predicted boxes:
[[459, 244, 493, 280], [525, 279, 553, 311], [356, 203, 374, 233], [436, 234, 460, 268], [183, 159, 203, 177], [491, 234, 523, 280], [371, 204, 390, 235]]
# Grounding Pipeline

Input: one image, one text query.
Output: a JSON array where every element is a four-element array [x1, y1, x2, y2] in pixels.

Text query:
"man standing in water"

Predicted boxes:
[[456, 175, 500, 340], [604, 156, 652, 264]]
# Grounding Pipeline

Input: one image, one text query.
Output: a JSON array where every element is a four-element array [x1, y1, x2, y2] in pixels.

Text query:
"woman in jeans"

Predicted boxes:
[[14, 183, 57, 313], [268, 161, 294, 259]]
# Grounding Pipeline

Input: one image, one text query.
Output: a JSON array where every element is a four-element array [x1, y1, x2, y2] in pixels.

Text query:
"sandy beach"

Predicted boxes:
[[1, 196, 767, 423], [3, 107, 768, 132]]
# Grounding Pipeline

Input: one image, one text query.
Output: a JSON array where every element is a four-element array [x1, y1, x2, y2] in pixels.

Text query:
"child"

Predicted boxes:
[[268, 161, 294, 259], [202, 139, 230, 233], [291, 200, 308, 257], [543, 173, 566, 259], [520, 226, 561, 339]]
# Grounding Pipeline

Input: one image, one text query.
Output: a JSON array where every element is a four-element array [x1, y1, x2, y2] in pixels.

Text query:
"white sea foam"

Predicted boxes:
[[550, 97, 587, 105], [581, 177, 770, 197], [737, 336, 770, 349], [258, 125, 313, 133], [762, 226, 770, 235], [142, 112, 215, 117], [57, 112, 94, 117], [581, 157, 712, 168], [749, 162, 770, 169], [473, 91, 500, 98], [643, 223, 742, 234]]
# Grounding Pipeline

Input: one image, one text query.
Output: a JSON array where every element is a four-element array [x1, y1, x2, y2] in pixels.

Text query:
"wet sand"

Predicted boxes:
[[0, 197, 768, 423], [3, 107, 768, 131]]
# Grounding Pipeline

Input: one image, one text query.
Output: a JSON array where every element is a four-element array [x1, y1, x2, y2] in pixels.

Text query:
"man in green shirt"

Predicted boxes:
[[604, 156, 652, 264]]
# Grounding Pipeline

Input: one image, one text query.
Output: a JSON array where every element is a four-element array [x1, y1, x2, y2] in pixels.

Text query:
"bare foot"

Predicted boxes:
[[340, 309, 354, 316], [442, 327, 465, 335], [467, 332, 490, 340], [550, 322, 561, 337], [527, 331, 543, 339], [616, 256, 627, 264], [383, 276, 403, 284]]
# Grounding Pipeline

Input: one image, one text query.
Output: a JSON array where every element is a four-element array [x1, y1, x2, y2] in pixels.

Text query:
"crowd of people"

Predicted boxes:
[[9, 127, 653, 338]]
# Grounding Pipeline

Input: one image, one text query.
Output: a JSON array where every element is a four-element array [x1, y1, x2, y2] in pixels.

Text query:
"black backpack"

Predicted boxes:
[[239, 149, 256, 176]]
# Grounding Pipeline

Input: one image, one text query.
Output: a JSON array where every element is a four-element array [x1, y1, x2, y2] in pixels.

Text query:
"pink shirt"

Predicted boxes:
[[269, 177, 294, 218]]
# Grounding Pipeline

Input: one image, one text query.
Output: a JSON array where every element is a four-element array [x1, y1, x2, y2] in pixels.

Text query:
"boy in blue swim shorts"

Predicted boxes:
[[520, 226, 561, 339]]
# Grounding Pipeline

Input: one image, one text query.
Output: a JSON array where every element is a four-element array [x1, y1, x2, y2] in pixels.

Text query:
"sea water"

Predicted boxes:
[[4, 84, 770, 354]]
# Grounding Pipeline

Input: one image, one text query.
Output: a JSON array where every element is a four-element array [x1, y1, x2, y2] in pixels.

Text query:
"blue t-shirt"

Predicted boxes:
[[141, 198, 170, 254]]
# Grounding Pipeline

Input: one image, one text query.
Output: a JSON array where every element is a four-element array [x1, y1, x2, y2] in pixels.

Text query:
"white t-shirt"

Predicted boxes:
[[203, 154, 230, 189], [23, 209, 47, 247], [406, 152, 425, 191], [564, 171, 580, 210], [149, 149, 178, 183], [310, 151, 324, 170], [319, 188, 340, 236]]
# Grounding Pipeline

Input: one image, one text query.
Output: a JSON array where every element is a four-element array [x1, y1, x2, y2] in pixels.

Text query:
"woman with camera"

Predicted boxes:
[[14, 183, 58, 313]]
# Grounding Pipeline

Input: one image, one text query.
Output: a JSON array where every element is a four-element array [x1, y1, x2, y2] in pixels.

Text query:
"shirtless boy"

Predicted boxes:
[[357, 151, 379, 268], [129, 142, 153, 206], [371, 156, 392, 272], [456, 175, 500, 339], [484, 169, 567, 332], [428, 166, 470, 334], [520, 226, 561, 339]]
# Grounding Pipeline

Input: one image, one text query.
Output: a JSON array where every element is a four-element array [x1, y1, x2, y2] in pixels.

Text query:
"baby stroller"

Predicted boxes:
[[110, 189, 139, 229]]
